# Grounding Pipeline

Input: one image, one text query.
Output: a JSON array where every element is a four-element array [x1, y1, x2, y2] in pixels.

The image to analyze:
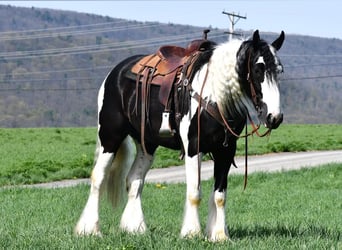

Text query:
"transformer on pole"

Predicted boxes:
[[222, 11, 247, 40]]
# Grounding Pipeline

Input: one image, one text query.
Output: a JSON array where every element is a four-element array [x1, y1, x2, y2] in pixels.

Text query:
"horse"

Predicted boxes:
[[75, 30, 285, 241]]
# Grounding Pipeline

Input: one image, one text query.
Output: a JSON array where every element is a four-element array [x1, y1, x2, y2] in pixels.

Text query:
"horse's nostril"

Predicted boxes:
[[266, 113, 283, 129], [267, 114, 274, 125]]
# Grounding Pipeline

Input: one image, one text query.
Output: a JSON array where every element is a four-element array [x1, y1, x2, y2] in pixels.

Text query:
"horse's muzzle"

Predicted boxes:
[[266, 113, 283, 129]]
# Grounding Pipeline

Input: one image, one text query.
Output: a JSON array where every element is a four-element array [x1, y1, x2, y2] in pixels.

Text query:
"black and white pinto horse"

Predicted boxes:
[[75, 30, 285, 241]]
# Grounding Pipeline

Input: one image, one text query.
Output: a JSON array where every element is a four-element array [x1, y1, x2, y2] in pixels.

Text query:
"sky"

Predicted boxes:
[[1, 1, 342, 40]]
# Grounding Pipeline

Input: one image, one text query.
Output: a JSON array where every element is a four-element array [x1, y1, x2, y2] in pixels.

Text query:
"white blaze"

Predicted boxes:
[[261, 78, 281, 116], [259, 46, 281, 116], [256, 56, 265, 64], [259, 50, 282, 117]]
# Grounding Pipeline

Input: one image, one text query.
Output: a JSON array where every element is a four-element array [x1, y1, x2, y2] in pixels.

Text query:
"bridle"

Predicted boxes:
[[194, 50, 271, 140], [245, 49, 272, 138], [192, 49, 273, 189]]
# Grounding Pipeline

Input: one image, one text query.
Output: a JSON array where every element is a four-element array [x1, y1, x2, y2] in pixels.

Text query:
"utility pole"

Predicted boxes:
[[222, 11, 247, 40]]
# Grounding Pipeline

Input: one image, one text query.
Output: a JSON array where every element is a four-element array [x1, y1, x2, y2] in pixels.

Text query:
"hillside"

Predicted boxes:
[[0, 4, 341, 127]]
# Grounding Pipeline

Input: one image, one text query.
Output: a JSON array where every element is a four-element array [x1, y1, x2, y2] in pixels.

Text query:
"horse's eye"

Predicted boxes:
[[255, 63, 266, 78], [256, 63, 265, 74], [277, 65, 284, 74]]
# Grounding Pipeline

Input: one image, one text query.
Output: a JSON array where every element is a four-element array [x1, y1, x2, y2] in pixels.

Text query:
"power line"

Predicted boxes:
[[0, 20, 128, 36], [285, 62, 342, 68], [280, 54, 342, 57], [0, 76, 104, 84], [1, 20, 341, 88], [0, 65, 111, 78], [283, 75, 342, 81], [0, 87, 98, 92], [2, 59, 342, 78], [0, 31, 227, 60], [0, 22, 163, 41], [1, 73, 341, 86]]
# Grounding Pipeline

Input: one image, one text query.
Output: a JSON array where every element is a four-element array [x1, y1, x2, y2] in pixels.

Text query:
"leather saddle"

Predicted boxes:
[[130, 31, 215, 142], [131, 39, 214, 106]]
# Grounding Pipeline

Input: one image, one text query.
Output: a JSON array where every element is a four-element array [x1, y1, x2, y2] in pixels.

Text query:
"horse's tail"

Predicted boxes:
[[105, 136, 136, 208]]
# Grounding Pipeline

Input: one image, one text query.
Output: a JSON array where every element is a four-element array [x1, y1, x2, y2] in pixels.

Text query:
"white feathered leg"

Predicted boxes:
[[180, 153, 202, 238], [75, 150, 114, 236], [179, 113, 202, 238], [206, 190, 229, 241], [120, 142, 154, 233]]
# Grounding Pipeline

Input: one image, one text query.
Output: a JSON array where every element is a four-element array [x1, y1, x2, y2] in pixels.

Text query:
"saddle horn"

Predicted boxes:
[[203, 29, 210, 40]]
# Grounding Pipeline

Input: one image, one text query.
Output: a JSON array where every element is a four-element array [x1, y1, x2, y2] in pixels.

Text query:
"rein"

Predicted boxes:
[[195, 65, 210, 190]]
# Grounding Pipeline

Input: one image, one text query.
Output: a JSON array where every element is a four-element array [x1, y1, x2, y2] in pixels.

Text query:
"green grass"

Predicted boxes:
[[0, 124, 341, 186], [0, 127, 96, 186], [0, 164, 341, 249]]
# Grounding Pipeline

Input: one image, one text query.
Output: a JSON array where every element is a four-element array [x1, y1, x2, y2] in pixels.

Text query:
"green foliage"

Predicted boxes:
[[0, 164, 341, 249], [0, 124, 341, 186]]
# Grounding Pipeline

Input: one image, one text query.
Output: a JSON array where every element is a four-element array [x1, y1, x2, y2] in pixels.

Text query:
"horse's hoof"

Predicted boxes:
[[120, 221, 147, 234], [74, 222, 102, 237], [180, 228, 202, 239], [74, 228, 102, 237], [207, 230, 230, 242]]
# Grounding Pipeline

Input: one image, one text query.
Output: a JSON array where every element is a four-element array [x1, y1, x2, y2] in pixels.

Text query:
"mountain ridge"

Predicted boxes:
[[0, 4, 341, 127]]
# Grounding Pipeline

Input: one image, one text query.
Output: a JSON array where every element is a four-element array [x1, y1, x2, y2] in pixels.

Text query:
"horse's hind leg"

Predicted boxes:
[[75, 133, 131, 236], [74, 144, 114, 236], [120, 141, 154, 233]]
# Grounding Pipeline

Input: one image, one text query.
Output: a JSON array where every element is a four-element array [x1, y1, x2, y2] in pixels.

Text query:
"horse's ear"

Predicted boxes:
[[252, 30, 260, 44], [272, 31, 285, 51]]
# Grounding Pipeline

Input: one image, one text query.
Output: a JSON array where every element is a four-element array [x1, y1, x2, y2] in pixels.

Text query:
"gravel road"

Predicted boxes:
[[14, 150, 342, 189]]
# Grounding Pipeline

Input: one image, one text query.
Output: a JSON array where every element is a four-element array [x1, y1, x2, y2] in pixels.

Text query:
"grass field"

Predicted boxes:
[[1, 163, 341, 249], [0, 124, 341, 186]]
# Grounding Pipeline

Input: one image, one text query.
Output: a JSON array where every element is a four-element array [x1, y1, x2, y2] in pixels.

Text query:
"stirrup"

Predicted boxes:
[[159, 112, 175, 137]]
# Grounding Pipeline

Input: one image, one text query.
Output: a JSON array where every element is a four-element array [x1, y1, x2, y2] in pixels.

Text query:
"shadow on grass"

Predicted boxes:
[[230, 223, 340, 240]]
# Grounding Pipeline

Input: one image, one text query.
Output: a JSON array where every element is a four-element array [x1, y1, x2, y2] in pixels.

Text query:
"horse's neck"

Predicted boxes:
[[191, 40, 254, 118]]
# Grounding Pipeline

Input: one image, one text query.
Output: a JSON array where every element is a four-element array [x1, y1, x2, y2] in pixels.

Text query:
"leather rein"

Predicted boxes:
[[191, 50, 271, 190]]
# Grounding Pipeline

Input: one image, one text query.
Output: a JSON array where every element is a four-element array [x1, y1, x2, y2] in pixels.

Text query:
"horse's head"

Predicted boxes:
[[237, 30, 285, 129]]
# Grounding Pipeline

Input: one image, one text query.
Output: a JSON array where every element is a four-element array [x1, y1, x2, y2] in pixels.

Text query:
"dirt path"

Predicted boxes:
[[13, 150, 342, 189]]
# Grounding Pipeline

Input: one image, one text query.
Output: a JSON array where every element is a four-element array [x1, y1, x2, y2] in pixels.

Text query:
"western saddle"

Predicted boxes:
[[131, 30, 215, 141]]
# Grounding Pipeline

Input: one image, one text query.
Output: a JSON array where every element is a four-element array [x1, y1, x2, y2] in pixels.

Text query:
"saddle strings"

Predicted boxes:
[[196, 64, 210, 190]]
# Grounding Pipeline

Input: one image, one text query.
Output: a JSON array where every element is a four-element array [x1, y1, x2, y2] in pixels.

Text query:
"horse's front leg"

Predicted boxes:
[[206, 188, 229, 241], [206, 145, 235, 242], [180, 153, 202, 238], [179, 116, 202, 238]]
